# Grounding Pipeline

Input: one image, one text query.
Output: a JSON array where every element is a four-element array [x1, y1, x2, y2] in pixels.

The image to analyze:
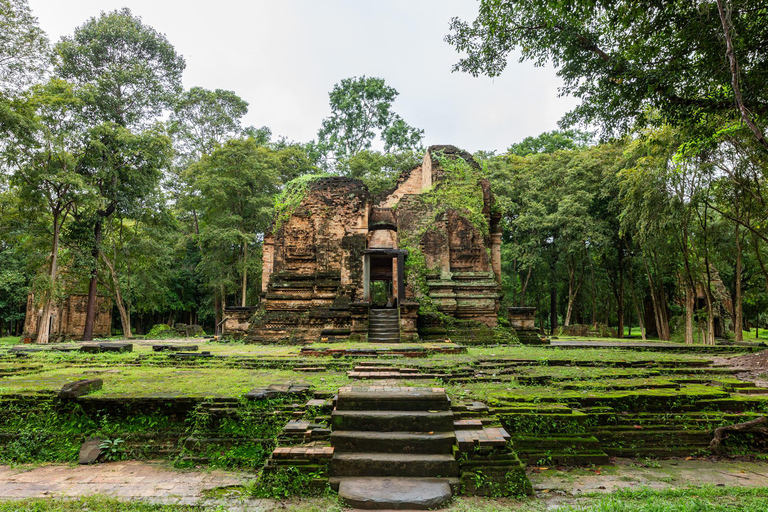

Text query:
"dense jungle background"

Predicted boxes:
[[1, 0, 768, 346]]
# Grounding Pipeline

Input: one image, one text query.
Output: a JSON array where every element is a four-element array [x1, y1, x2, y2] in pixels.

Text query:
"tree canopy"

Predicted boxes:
[[446, 0, 768, 149]]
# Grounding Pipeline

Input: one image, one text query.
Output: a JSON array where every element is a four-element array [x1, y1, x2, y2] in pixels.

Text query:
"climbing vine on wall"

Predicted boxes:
[[272, 173, 330, 232], [397, 151, 490, 316]]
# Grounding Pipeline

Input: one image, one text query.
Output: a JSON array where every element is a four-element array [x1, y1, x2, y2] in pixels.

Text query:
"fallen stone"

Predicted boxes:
[[59, 379, 103, 399], [338, 477, 452, 510], [79, 344, 102, 353], [98, 342, 133, 353], [246, 383, 312, 400], [79, 438, 103, 464], [152, 344, 199, 352]]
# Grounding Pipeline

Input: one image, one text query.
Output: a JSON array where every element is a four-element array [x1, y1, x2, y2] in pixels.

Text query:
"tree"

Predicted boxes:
[[169, 87, 249, 164], [75, 122, 172, 339], [54, 8, 185, 129], [507, 129, 592, 157], [446, 1, 768, 149], [0, 0, 49, 94], [186, 137, 280, 309], [317, 76, 423, 162], [9, 79, 92, 343], [54, 8, 183, 340]]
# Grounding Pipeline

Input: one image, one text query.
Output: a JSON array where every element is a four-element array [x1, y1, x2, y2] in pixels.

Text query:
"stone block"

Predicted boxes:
[[59, 379, 103, 399], [78, 438, 103, 464]]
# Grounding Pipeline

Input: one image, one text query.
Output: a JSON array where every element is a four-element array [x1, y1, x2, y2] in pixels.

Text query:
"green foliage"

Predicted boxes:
[[272, 173, 329, 231], [54, 7, 185, 128], [397, 150, 489, 315], [251, 466, 331, 499], [342, 149, 421, 198], [147, 324, 173, 337], [0, 0, 49, 93], [508, 129, 593, 157], [169, 86, 249, 163], [317, 75, 423, 162], [97, 437, 125, 461]]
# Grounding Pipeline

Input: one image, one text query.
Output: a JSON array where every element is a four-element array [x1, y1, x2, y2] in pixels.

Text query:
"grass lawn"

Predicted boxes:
[[2, 486, 767, 511]]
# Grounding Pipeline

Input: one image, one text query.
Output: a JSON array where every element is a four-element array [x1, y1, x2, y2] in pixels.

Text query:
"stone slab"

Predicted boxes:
[[59, 379, 103, 399], [78, 439, 103, 464], [338, 477, 452, 510], [330, 453, 458, 478]]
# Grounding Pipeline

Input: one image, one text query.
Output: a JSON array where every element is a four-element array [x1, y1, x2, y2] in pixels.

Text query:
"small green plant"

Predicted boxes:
[[98, 438, 125, 461]]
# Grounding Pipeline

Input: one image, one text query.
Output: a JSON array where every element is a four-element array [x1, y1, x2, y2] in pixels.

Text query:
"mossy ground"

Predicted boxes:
[[2, 486, 768, 511], [2, 337, 768, 503]]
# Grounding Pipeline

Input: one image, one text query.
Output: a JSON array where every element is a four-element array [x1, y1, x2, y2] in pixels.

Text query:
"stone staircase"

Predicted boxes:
[[330, 386, 458, 509], [368, 308, 400, 343]]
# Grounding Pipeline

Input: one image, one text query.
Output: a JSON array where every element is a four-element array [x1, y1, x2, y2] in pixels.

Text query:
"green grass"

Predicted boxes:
[[0, 366, 351, 397], [0, 336, 20, 345], [1, 486, 767, 511]]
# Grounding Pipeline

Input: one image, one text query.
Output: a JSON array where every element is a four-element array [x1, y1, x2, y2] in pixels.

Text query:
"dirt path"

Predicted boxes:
[[0, 460, 269, 508], [529, 457, 768, 508]]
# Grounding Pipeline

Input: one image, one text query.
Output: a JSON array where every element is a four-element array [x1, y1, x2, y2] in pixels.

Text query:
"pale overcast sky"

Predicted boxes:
[[27, 0, 579, 154]]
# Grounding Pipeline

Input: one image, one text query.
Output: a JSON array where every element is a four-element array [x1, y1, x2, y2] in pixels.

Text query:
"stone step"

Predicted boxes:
[[336, 386, 450, 411], [348, 371, 438, 380], [368, 325, 400, 331], [330, 453, 459, 478], [352, 366, 420, 374], [332, 410, 454, 432], [336, 477, 453, 510], [332, 430, 456, 454], [366, 338, 402, 344]]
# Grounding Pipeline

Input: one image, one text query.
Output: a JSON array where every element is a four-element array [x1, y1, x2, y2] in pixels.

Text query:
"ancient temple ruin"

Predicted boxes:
[[22, 293, 112, 343], [246, 145, 502, 343]]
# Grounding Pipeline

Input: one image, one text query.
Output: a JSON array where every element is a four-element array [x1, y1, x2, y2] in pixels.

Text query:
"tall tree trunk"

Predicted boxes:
[[100, 252, 132, 339], [632, 291, 646, 340], [564, 261, 583, 327], [734, 224, 744, 341], [37, 213, 61, 345], [642, 251, 669, 340], [82, 220, 102, 341], [589, 258, 597, 326], [617, 248, 624, 338], [519, 267, 532, 307], [685, 283, 695, 345], [214, 292, 222, 336], [703, 285, 716, 345], [716, 0, 768, 151], [549, 285, 557, 335], [241, 243, 248, 307]]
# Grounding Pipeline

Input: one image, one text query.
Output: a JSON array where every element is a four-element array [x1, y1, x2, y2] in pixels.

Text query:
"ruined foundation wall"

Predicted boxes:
[[23, 293, 112, 341], [248, 177, 371, 343]]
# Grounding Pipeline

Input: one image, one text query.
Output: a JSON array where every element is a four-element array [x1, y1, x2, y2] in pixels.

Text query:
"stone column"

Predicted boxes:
[[491, 231, 502, 284], [396, 253, 406, 303], [362, 254, 371, 302]]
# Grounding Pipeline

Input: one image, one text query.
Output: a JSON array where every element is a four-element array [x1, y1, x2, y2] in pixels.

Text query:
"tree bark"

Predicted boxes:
[[715, 0, 768, 151], [519, 267, 532, 307], [685, 283, 695, 345], [734, 224, 744, 341], [82, 220, 102, 341], [100, 251, 132, 339], [643, 251, 670, 340], [214, 292, 222, 336], [617, 247, 624, 338], [36, 211, 61, 345], [564, 258, 584, 327], [241, 243, 248, 307], [549, 285, 557, 336], [709, 416, 768, 455]]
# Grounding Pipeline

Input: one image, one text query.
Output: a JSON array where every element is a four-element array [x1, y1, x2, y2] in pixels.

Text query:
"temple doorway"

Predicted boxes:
[[362, 249, 407, 308]]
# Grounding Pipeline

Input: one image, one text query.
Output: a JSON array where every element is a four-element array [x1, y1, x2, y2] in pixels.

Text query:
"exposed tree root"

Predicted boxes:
[[709, 416, 768, 455]]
